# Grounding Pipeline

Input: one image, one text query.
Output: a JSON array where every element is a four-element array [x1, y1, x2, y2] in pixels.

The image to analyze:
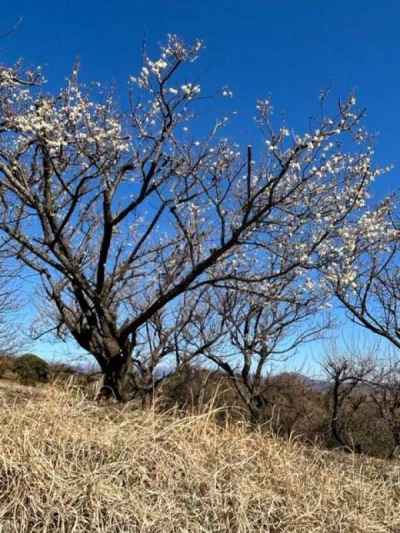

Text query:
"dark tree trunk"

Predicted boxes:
[[248, 394, 268, 425], [330, 380, 346, 447], [99, 354, 136, 402], [388, 424, 400, 459]]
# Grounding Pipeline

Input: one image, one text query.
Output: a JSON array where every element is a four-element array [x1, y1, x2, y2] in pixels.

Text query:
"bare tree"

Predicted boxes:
[[367, 358, 400, 458], [0, 264, 20, 356], [322, 353, 375, 451], [201, 277, 331, 423], [0, 36, 386, 400]]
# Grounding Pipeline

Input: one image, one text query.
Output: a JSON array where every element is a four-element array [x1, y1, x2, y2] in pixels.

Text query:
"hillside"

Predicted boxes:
[[0, 381, 399, 532]]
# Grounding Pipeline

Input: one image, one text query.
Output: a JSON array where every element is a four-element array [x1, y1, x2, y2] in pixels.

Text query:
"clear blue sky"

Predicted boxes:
[[2, 1, 399, 365], [1, 0, 398, 182], [2, 1, 399, 189]]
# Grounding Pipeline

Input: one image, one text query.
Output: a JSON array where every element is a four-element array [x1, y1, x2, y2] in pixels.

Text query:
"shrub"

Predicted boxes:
[[0, 354, 14, 378], [158, 365, 245, 422], [13, 354, 50, 386], [262, 373, 328, 442]]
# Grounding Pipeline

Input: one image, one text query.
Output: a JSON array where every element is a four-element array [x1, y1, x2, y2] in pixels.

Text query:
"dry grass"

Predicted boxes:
[[0, 383, 399, 532]]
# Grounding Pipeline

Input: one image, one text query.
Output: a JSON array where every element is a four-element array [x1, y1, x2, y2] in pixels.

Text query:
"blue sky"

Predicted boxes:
[[2, 1, 399, 187], [2, 1, 399, 367]]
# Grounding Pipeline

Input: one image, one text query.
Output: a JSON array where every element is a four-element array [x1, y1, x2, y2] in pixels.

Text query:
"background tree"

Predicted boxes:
[[200, 278, 331, 423], [321, 351, 375, 451], [367, 357, 400, 458], [0, 36, 387, 400], [0, 264, 20, 357]]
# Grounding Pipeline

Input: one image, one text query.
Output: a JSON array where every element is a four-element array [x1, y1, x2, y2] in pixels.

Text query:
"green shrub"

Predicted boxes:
[[13, 354, 49, 385]]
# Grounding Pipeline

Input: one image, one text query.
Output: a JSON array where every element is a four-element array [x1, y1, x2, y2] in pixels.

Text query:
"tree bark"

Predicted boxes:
[[99, 353, 135, 402]]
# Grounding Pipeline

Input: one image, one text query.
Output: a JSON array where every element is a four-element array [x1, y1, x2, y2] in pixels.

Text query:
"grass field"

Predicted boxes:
[[0, 380, 399, 532]]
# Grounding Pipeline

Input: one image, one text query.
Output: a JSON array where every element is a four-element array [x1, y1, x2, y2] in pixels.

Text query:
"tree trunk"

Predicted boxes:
[[99, 354, 136, 402], [330, 381, 346, 447], [248, 395, 268, 425]]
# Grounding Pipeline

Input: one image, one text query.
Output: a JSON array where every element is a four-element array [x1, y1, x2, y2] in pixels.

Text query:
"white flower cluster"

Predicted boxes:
[[222, 87, 233, 98], [5, 80, 130, 161], [0, 68, 17, 88], [130, 35, 203, 91], [181, 83, 201, 98], [162, 34, 203, 61]]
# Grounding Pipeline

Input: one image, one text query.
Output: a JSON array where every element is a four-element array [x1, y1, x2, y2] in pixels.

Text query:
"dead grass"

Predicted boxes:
[[0, 383, 399, 532]]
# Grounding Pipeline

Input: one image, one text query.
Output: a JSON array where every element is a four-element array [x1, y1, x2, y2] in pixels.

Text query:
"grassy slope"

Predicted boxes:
[[0, 381, 399, 532]]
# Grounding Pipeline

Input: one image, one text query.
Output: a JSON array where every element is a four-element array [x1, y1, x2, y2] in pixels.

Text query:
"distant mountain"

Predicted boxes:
[[300, 375, 330, 392]]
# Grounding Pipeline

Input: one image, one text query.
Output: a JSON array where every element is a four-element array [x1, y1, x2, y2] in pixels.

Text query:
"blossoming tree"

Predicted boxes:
[[323, 196, 399, 348], [0, 36, 386, 400]]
